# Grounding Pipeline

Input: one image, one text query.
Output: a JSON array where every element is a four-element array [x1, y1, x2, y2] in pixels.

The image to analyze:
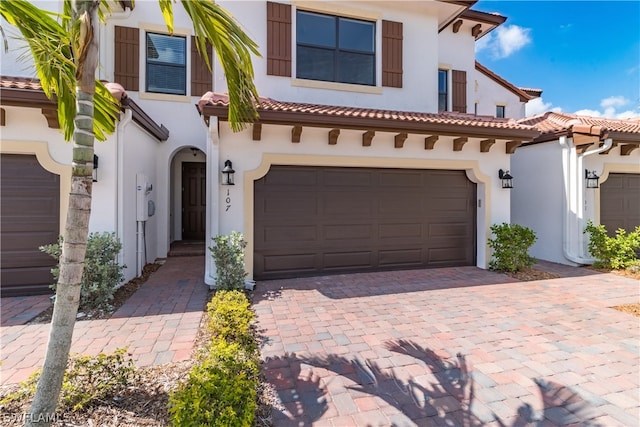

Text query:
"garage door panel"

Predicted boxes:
[[262, 225, 317, 244], [379, 171, 424, 187], [324, 170, 373, 186], [323, 224, 372, 240], [378, 193, 422, 214], [254, 166, 476, 279], [263, 167, 318, 186], [323, 251, 372, 269], [379, 248, 423, 266], [261, 253, 317, 273], [323, 194, 373, 215], [259, 194, 318, 216]]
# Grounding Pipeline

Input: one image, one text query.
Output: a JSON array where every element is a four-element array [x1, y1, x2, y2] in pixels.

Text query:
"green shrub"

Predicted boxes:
[[1, 348, 137, 411], [207, 290, 256, 352], [168, 339, 258, 427], [40, 232, 126, 312], [488, 223, 537, 272], [209, 231, 247, 290], [584, 221, 640, 269]]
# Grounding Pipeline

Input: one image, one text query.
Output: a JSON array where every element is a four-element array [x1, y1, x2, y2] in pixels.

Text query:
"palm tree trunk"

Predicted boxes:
[[27, 1, 100, 425]]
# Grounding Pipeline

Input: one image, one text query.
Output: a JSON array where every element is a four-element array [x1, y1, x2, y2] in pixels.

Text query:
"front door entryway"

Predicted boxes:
[[181, 162, 206, 240]]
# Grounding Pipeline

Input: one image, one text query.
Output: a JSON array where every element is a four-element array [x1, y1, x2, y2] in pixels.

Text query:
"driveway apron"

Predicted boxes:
[[254, 266, 640, 426]]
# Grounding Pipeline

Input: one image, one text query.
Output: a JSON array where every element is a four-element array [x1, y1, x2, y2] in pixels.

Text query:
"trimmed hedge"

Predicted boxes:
[[169, 290, 259, 426]]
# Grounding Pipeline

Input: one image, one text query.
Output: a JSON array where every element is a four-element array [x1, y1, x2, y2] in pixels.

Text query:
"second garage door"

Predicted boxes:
[[254, 166, 476, 279], [600, 173, 640, 234], [1, 154, 60, 296]]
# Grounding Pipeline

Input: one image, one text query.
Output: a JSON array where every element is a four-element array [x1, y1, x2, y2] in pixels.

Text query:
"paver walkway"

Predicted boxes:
[[1, 255, 208, 385], [254, 264, 640, 426]]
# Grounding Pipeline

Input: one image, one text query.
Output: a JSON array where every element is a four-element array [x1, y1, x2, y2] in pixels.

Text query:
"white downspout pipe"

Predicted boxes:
[[560, 135, 613, 264], [116, 109, 133, 270]]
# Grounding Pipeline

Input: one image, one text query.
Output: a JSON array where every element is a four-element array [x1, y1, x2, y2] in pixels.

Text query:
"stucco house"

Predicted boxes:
[[1, 0, 546, 296], [512, 113, 640, 266]]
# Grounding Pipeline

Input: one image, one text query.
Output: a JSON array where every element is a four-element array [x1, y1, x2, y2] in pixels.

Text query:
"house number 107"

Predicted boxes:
[[225, 189, 231, 212]]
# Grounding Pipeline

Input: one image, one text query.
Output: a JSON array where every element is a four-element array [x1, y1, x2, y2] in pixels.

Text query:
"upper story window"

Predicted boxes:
[[296, 10, 375, 86], [438, 69, 448, 111], [146, 33, 186, 95], [496, 105, 505, 118]]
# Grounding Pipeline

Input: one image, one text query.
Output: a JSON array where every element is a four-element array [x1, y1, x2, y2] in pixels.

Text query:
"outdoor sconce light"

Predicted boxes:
[[585, 169, 600, 189], [221, 160, 235, 185], [498, 169, 513, 189], [93, 154, 99, 182]]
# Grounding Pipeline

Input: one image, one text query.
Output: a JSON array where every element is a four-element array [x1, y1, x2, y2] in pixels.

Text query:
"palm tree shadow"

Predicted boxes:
[[262, 340, 605, 426]]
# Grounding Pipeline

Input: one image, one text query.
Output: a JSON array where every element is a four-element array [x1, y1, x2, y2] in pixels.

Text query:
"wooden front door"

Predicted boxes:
[[182, 162, 206, 241]]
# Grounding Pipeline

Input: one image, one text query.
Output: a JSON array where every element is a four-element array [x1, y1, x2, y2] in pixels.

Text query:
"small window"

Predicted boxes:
[[438, 69, 448, 111], [296, 10, 375, 86], [146, 33, 186, 95], [496, 105, 505, 118]]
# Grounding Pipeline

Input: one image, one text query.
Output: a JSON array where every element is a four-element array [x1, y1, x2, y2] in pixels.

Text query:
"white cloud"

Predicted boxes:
[[525, 97, 562, 117], [476, 25, 531, 59], [574, 96, 639, 119], [600, 96, 629, 109]]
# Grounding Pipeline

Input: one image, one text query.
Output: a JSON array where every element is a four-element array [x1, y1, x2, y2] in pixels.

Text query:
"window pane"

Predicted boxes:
[[438, 70, 447, 92], [297, 46, 335, 82], [297, 11, 336, 47], [339, 18, 374, 52], [147, 33, 185, 65], [147, 64, 186, 95], [337, 52, 374, 85]]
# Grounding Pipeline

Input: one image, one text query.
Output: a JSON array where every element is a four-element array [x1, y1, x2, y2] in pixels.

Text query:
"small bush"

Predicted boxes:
[[168, 338, 258, 427], [1, 348, 137, 411], [584, 221, 640, 269], [209, 231, 247, 290], [488, 223, 537, 272], [41, 232, 126, 312], [207, 290, 256, 352]]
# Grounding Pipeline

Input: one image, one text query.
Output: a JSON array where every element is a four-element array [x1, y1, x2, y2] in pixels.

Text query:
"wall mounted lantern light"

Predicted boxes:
[[585, 169, 600, 189], [221, 160, 235, 185], [498, 169, 513, 189], [93, 154, 99, 182]]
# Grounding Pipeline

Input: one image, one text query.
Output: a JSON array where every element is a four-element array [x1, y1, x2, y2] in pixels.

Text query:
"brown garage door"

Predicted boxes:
[[254, 166, 476, 279], [600, 173, 640, 234], [1, 154, 59, 296]]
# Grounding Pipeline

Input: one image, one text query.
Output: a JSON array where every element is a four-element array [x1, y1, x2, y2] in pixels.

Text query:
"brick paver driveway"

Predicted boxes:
[[253, 265, 639, 426]]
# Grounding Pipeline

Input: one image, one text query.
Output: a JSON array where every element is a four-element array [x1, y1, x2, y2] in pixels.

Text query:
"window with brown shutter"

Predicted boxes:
[[114, 26, 139, 91], [452, 69, 467, 113], [382, 20, 402, 88], [191, 37, 212, 95], [267, 2, 291, 77]]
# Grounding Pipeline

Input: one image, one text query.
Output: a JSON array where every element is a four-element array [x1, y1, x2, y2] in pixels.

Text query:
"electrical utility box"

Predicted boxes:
[[136, 173, 153, 221]]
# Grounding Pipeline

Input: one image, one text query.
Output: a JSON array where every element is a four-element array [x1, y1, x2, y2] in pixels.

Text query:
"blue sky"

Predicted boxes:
[[474, 1, 640, 118]]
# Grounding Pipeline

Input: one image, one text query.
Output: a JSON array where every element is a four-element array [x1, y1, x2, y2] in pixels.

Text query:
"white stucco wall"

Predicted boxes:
[[206, 120, 514, 281], [511, 142, 566, 263], [474, 71, 526, 119], [512, 139, 640, 266]]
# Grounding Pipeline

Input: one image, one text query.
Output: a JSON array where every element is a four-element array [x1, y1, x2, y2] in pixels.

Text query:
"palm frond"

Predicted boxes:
[[0, 0, 119, 141], [180, 0, 260, 131]]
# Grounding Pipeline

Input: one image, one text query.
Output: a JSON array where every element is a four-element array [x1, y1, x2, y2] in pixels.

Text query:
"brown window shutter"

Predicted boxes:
[[266, 2, 291, 77], [382, 20, 403, 88], [191, 37, 213, 95], [452, 69, 467, 113], [114, 26, 139, 91]]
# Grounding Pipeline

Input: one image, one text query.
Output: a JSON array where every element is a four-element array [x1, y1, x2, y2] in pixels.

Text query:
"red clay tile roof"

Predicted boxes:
[[0, 76, 43, 91], [518, 112, 640, 143], [199, 92, 540, 140], [475, 62, 533, 102], [0, 76, 169, 141]]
